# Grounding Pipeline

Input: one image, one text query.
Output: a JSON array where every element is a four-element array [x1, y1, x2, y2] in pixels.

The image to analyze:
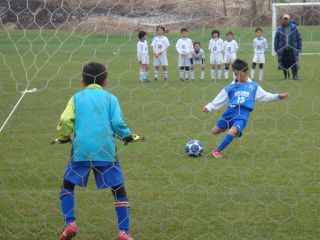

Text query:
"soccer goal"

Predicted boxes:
[[272, 1, 320, 55]]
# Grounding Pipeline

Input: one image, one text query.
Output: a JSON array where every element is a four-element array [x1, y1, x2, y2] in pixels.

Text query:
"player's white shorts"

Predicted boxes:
[[252, 53, 265, 64], [192, 61, 203, 66], [178, 55, 191, 67], [210, 52, 223, 65], [224, 53, 237, 64], [154, 54, 168, 66], [139, 54, 149, 65]]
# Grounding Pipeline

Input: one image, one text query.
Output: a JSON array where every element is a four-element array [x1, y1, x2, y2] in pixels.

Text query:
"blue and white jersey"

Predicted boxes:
[[205, 78, 281, 115]]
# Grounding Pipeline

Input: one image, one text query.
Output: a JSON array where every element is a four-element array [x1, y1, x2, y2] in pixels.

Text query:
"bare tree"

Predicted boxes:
[[222, 0, 227, 16], [251, 0, 258, 18]]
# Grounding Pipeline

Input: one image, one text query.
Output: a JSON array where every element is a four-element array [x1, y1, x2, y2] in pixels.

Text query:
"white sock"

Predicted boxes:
[[211, 69, 215, 80], [224, 70, 228, 80], [190, 71, 195, 80], [154, 71, 159, 79], [143, 70, 148, 80], [200, 70, 205, 80], [185, 71, 189, 79], [140, 69, 144, 81], [179, 70, 184, 79], [259, 69, 263, 81], [218, 69, 222, 80], [251, 69, 255, 79], [164, 71, 168, 80]]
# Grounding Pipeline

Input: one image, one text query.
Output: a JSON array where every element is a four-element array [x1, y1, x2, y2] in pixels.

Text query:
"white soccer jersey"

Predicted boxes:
[[253, 37, 268, 54], [151, 35, 170, 54], [176, 38, 193, 54], [208, 38, 224, 53], [223, 40, 239, 55], [137, 40, 149, 61], [190, 49, 205, 65]]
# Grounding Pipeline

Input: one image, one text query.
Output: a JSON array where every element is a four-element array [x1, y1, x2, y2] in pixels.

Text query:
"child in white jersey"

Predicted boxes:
[[137, 30, 149, 82], [208, 29, 224, 81], [151, 26, 170, 81], [223, 31, 238, 80], [176, 28, 193, 81], [251, 28, 268, 81], [190, 42, 206, 80]]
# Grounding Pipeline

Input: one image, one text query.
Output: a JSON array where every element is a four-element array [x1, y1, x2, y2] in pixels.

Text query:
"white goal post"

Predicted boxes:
[[272, 1, 320, 55]]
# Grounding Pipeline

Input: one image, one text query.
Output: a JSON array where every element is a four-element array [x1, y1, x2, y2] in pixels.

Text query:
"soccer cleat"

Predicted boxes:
[[212, 150, 222, 159], [180, 78, 184, 81], [117, 230, 133, 240], [185, 78, 189, 81], [59, 222, 78, 240], [293, 76, 300, 80], [154, 77, 158, 81]]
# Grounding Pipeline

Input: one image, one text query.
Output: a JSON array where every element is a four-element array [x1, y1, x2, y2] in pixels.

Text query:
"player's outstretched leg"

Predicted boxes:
[[59, 180, 78, 240], [212, 126, 238, 158], [112, 185, 133, 240]]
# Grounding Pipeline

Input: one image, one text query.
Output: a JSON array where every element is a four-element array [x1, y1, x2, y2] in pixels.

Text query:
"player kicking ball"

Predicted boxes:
[[52, 62, 145, 240], [202, 59, 289, 159]]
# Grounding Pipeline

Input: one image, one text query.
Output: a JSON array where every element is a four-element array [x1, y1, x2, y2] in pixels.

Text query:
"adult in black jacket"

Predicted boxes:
[[274, 14, 302, 80]]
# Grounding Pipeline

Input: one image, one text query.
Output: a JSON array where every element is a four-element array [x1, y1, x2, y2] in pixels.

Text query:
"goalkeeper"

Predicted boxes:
[[53, 62, 143, 240]]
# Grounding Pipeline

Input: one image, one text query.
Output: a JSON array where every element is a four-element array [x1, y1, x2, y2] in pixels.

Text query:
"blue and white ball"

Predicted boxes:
[[185, 140, 204, 157]]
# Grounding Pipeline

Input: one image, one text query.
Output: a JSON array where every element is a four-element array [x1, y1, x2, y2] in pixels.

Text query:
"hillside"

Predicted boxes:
[[0, 0, 319, 34]]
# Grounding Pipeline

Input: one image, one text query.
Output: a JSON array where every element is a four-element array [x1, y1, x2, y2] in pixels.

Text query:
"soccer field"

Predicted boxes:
[[0, 27, 320, 239]]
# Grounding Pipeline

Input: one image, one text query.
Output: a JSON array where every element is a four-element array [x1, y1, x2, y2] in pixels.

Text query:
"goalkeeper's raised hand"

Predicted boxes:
[[123, 134, 146, 145]]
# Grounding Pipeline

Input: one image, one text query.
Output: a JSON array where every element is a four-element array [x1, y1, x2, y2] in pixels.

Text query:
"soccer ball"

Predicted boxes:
[[185, 140, 204, 157]]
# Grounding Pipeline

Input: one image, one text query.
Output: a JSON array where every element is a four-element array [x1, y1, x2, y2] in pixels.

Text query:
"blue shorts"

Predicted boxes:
[[63, 161, 124, 189], [216, 117, 248, 137]]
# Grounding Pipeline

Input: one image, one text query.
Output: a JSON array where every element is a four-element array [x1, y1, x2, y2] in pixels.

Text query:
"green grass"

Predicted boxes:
[[0, 26, 320, 239]]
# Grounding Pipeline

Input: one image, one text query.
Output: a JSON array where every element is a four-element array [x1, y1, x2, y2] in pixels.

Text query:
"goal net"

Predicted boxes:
[[0, 0, 319, 239]]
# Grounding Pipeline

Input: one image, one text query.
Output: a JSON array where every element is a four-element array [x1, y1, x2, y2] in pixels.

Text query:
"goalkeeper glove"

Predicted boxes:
[[51, 137, 71, 145], [123, 134, 146, 145]]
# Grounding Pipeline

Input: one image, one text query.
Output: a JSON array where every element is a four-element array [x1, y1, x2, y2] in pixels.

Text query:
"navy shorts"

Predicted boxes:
[[63, 161, 124, 189], [216, 117, 248, 137]]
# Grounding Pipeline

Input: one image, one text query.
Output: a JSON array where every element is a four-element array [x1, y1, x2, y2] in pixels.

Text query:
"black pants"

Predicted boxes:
[[279, 48, 298, 78]]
